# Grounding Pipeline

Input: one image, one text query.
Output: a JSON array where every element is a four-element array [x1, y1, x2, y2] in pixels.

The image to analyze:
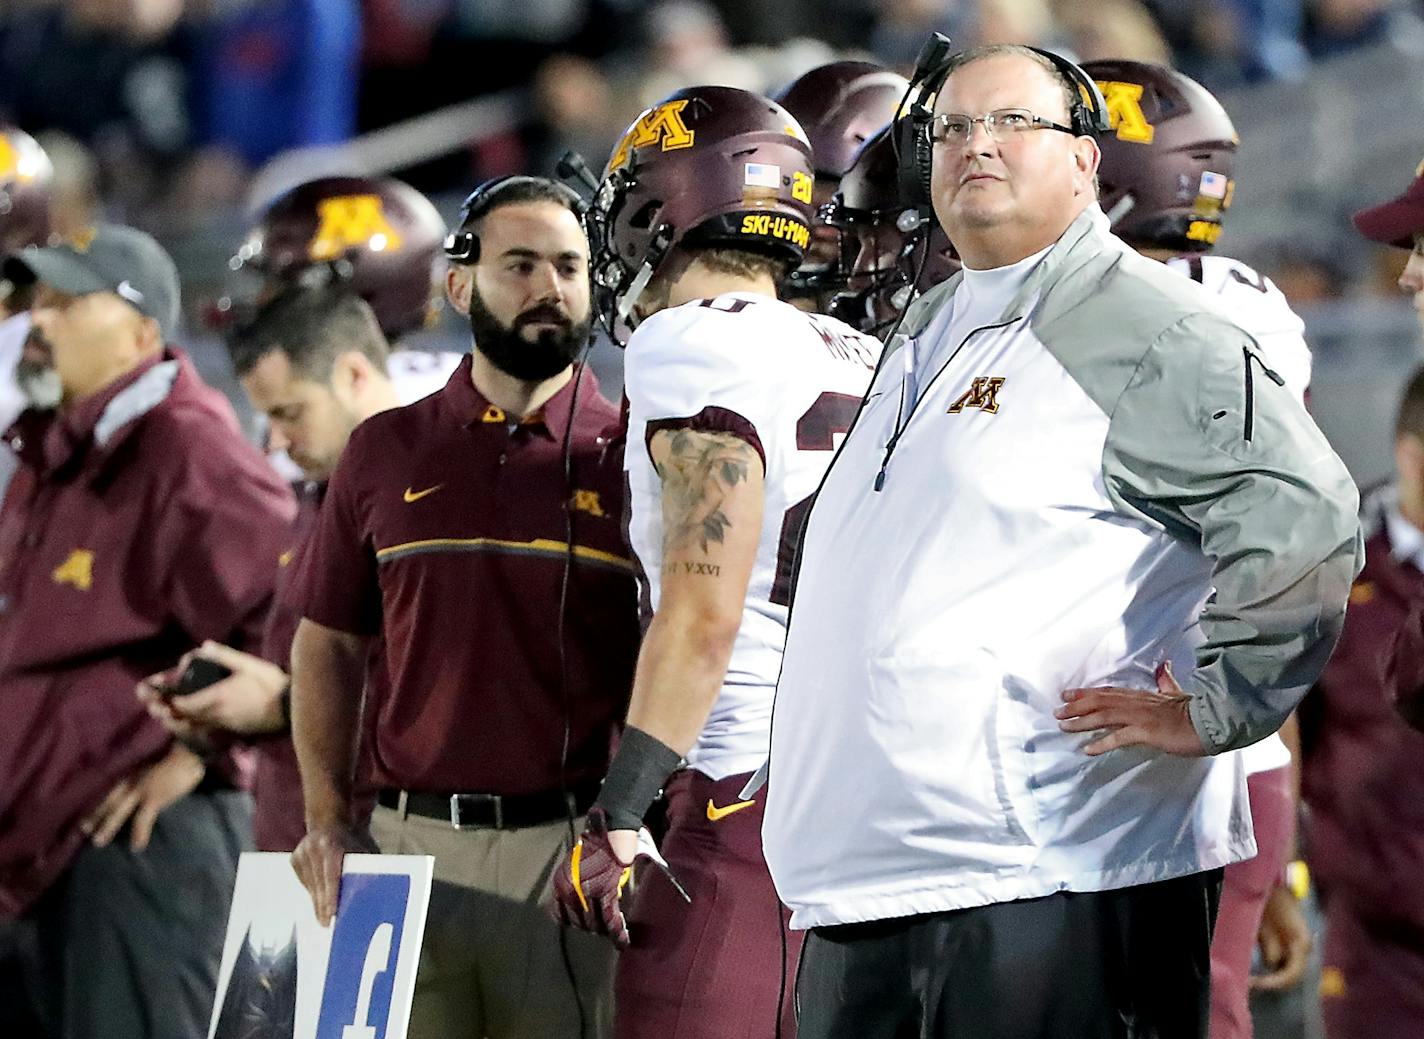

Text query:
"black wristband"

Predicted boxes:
[[592, 725, 683, 830]]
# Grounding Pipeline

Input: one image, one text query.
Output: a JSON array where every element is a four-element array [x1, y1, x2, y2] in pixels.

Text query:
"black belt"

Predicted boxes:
[[377, 780, 600, 830]]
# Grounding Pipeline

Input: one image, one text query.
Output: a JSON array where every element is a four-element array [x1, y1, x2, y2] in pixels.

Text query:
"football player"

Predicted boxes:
[[226, 174, 463, 404], [1085, 58, 1312, 1039], [549, 85, 881, 1038], [774, 61, 908, 313], [821, 124, 959, 337]]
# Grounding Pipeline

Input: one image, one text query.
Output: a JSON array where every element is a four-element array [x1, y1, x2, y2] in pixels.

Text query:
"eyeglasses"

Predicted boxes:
[[928, 108, 1075, 144]]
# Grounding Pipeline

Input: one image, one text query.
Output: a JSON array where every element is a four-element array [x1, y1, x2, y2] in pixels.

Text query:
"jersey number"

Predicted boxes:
[[770, 391, 861, 606]]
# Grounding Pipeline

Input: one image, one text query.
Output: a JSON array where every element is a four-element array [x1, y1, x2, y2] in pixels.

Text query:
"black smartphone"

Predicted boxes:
[[166, 656, 233, 697]]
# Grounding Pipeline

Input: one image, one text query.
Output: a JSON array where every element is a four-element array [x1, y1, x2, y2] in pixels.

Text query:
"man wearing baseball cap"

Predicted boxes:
[[0, 224, 295, 1037], [1354, 158, 1424, 331], [1292, 174, 1424, 1039]]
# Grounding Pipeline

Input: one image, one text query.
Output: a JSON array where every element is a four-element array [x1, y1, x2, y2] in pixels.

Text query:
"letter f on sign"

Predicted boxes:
[[342, 923, 394, 1039]]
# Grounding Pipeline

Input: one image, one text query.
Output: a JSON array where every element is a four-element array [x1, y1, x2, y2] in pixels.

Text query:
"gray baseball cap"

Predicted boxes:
[[3, 224, 181, 341]]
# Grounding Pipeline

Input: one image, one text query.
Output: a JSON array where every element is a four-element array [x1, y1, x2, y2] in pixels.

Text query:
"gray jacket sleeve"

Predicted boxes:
[[1101, 312, 1364, 754]]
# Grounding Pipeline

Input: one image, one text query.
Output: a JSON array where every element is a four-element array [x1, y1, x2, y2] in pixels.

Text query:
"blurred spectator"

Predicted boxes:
[[1305, 0, 1396, 57], [869, 0, 978, 70], [186, 0, 362, 169], [979, 0, 1060, 47], [634, 0, 762, 104], [0, 0, 196, 211], [1056, 0, 1174, 63], [33, 132, 101, 242], [526, 53, 618, 176]]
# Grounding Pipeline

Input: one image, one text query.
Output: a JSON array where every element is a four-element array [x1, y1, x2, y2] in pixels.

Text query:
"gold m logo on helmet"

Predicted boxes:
[[0, 136, 15, 180], [1095, 81, 1155, 145], [609, 101, 696, 171], [309, 195, 404, 262], [947, 377, 1006, 415]]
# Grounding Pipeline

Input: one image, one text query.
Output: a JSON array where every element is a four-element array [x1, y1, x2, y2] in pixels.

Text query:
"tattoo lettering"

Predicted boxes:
[[655, 429, 756, 554], [662, 560, 723, 578]]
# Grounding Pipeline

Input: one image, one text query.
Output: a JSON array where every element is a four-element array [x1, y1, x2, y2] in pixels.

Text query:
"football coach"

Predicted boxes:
[[762, 43, 1362, 1039]]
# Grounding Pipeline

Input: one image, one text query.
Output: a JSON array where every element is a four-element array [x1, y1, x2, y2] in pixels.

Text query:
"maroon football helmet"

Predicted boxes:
[[229, 175, 446, 339], [590, 85, 815, 337], [1083, 60, 1239, 254], [774, 62, 909, 304], [0, 126, 53, 256], [824, 126, 959, 337], [774, 61, 909, 180]]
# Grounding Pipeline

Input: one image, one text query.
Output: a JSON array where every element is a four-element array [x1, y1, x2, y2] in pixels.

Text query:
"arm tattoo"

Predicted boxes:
[[655, 429, 757, 554]]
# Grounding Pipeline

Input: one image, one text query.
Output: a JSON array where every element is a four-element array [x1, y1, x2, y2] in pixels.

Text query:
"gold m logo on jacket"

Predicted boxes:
[[947, 377, 1006, 415], [571, 490, 606, 518], [51, 549, 95, 591]]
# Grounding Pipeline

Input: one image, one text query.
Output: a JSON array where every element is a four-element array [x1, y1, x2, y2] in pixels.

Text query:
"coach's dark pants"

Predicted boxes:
[[24, 786, 251, 1039], [796, 869, 1222, 1039]]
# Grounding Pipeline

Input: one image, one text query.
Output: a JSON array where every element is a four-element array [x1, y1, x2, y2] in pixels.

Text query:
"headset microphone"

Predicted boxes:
[[556, 151, 602, 197]]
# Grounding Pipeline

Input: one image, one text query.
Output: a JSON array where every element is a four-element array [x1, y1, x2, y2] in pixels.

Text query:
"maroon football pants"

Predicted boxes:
[[1209, 765, 1294, 1039], [615, 769, 800, 1039]]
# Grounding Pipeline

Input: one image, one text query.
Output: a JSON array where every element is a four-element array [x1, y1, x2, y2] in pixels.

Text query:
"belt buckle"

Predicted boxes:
[[449, 793, 502, 830]]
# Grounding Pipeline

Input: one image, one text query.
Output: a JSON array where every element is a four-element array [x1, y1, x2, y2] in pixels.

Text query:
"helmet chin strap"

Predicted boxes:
[[617, 260, 658, 324], [615, 225, 675, 325]]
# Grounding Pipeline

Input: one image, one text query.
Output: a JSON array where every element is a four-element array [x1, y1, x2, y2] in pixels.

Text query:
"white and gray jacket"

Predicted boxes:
[[762, 206, 1363, 929]]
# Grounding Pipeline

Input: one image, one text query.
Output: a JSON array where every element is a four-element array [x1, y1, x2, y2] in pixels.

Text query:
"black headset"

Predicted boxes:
[[894, 34, 1112, 212], [443, 175, 585, 264]]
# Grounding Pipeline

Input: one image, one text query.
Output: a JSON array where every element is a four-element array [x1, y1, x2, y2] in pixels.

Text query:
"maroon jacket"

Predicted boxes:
[[0, 349, 295, 916], [1386, 590, 1424, 732], [250, 481, 322, 852], [1300, 521, 1424, 900]]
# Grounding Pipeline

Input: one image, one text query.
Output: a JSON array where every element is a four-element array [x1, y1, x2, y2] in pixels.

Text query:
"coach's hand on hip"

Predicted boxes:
[[1056, 661, 1207, 756], [292, 822, 379, 926]]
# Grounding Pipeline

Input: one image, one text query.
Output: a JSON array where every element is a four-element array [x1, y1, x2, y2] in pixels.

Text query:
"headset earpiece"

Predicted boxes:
[[1025, 47, 1111, 138], [445, 175, 585, 265], [894, 31, 956, 213]]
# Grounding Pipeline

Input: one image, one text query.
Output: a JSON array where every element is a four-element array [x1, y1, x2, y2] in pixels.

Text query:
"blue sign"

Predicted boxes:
[[315, 873, 411, 1039]]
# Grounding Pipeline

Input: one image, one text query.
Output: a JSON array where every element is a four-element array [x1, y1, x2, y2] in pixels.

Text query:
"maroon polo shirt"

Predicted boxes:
[[0, 349, 295, 916], [293, 357, 639, 795]]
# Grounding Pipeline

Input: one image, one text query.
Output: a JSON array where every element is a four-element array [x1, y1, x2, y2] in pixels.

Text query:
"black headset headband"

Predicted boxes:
[[444, 175, 585, 264], [894, 35, 1111, 210]]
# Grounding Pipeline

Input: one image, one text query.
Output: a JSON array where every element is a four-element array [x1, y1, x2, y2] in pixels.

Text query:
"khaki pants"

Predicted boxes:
[[371, 803, 616, 1039]]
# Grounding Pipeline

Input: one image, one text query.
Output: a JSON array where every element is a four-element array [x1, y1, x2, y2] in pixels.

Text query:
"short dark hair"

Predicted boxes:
[[690, 246, 796, 285], [1397, 365, 1424, 440], [227, 284, 390, 380], [457, 177, 582, 234]]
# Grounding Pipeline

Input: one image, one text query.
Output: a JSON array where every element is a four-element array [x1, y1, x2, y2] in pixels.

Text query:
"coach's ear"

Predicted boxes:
[[445, 265, 473, 316]]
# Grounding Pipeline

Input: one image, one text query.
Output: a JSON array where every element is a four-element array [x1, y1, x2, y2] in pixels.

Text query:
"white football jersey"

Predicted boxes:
[[387, 348, 464, 404], [1166, 254, 1311, 403], [1168, 253, 1309, 777], [625, 292, 879, 780]]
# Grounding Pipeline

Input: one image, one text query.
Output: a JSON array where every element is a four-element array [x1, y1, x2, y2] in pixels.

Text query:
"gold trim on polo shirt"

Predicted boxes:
[[375, 535, 635, 573]]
